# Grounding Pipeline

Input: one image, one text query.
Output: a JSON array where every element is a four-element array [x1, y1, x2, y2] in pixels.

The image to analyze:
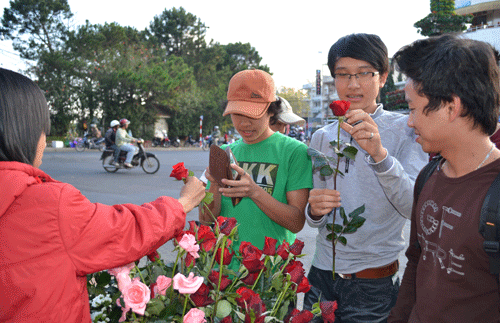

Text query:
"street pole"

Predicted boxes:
[[199, 115, 203, 148]]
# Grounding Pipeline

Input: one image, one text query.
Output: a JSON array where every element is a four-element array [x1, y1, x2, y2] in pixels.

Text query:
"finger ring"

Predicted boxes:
[[369, 132, 374, 139]]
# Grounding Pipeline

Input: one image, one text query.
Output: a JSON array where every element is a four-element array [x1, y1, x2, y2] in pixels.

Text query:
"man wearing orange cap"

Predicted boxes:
[[199, 69, 313, 253]]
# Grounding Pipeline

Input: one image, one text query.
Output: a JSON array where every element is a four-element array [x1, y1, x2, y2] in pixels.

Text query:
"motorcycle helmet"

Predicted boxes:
[[110, 120, 120, 127], [90, 123, 97, 128], [214, 126, 219, 129], [120, 118, 130, 126]]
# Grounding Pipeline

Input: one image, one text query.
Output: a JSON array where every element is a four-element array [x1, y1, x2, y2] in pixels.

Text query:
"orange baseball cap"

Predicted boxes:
[[223, 69, 277, 119]]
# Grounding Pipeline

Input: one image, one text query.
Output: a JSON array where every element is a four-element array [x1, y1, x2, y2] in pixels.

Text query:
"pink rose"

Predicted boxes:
[[122, 278, 151, 315], [173, 272, 204, 294], [108, 262, 135, 277], [116, 271, 132, 292], [154, 275, 172, 296], [184, 308, 207, 323], [179, 233, 200, 259]]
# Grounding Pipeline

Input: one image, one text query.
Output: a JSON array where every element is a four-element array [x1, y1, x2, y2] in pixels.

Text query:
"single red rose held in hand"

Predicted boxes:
[[169, 162, 189, 180], [329, 100, 351, 116]]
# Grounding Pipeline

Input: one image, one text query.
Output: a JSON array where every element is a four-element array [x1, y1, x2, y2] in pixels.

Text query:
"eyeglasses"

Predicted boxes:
[[333, 71, 380, 83]]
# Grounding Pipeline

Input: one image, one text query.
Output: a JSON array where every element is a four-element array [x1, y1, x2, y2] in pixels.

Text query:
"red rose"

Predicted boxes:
[[289, 239, 305, 256], [236, 286, 259, 308], [296, 276, 311, 294], [208, 270, 232, 291], [190, 283, 214, 307], [240, 242, 264, 273], [284, 260, 305, 284], [241, 271, 260, 286], [197, 225, 217, 252], [185, 252, 196, 267], [284, 309, 301, 323], [215, 242, 234, 266], [169, 162, 189, 180], [217, 216, 229, 228], [262, 237, 277, 256], [276, 241, 290, 260], [220, 217, 237, 236], [149, 282, 157, 299], [320, 300, 338, 323], [289, 310, 314, 323], [146, 250, 160, 262], [220, 316, 233, 323], [329, 100, 350, 116]]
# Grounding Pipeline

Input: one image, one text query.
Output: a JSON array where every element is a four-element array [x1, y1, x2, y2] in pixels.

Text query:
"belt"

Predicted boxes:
[[337, 260, 399, 279]]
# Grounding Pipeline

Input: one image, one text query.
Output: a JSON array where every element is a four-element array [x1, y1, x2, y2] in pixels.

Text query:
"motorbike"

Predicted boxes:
[[75, 133, 106, 152], [183, 135, 199, 147], [151, 136, 180, 148], [201, 135, 222, 151], [100, 141, 160, 174]]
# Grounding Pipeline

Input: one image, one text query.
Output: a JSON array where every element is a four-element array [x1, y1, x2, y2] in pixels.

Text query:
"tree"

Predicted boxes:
[[414, 0, 473, 36], [277, 87, 310, 118], [0, 0, 72, 60], [147, 7, 207, 62]]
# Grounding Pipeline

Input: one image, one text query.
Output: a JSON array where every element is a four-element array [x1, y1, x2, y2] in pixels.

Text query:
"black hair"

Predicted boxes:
[[268, 98, 283, 125], [0, 68, 51, 165], [393, 34, 500, 135], [327, 33, 389, 76]]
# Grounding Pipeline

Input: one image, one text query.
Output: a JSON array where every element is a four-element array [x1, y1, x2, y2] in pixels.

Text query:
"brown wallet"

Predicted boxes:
[[209, 145, 241, 206]]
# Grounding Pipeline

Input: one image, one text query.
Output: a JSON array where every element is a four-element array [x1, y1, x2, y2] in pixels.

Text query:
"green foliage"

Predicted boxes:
[[1, 2, 270, 137], [277, 87, 310, 118], [414, 0, 473, 37]]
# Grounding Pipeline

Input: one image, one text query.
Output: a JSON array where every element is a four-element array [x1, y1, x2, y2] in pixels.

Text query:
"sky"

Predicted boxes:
[[0, 0, 430, 90]]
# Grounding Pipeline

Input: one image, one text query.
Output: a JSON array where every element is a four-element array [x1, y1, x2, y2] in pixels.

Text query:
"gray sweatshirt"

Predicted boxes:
[[306, 105, 428, 274]]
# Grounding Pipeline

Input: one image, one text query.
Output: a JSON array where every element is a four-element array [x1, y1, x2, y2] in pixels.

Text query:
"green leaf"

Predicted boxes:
[[335, 169, 345, 176], [326, 233, 333, 241], [146, 298, 165, 316], [340, 207, 348, 226], [307, 147, 326, 158], [188, 170, 195, 177], [320, 165, 334, 177], [202, 192, 214, 205], [337, 236, 347, 246], [327, 156, 337, 164], [349, 214, 366, 229], [326, 224, 333, 232], [348, 204, 366, 218], [329, 140, 339, 147], [313, 157, 328, 170], [333, 224, 343, 234], [342, 146, 358, 160]]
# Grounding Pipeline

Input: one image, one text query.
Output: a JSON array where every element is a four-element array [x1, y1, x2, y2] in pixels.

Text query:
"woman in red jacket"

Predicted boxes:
[[0, 68, 206, 322]]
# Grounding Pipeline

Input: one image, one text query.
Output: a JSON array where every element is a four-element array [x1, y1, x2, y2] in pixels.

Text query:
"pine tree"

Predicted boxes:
[[414, 0, 473, 36]]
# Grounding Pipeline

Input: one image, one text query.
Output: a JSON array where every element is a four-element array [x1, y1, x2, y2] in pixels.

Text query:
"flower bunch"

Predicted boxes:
[[308, 100, 366, 278], [88, 217, 337, 322], [87, 162, 337, 322]]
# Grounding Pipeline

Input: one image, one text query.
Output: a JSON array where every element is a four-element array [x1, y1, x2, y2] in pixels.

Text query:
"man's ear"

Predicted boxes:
[[447, 95, 462, 121], [379, 72, 389, 88]]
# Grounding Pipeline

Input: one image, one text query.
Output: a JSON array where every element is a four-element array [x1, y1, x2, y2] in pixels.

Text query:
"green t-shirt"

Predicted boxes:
[[211, 132, 312, 251]]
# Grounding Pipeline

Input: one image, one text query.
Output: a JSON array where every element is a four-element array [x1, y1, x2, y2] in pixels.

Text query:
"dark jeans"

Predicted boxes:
[[303, 266, 399, 323]]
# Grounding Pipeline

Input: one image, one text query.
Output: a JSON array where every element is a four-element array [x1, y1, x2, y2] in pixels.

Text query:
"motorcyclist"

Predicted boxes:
[[105, 120, 120, 164], [115, 119, 141, 168], [90, 124, 102, 142], [211, 126, 221, 146]]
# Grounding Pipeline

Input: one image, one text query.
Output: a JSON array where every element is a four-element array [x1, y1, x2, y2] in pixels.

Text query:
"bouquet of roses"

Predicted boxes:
[[87, 163, 337, 323]]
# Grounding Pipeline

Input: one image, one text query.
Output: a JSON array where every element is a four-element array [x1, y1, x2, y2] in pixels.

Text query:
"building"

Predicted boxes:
[[302, 73, 339, 130], [456, 0, 500, 50]]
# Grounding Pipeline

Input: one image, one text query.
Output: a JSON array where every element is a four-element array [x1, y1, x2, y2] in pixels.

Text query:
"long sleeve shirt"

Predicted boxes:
[[305, 105, 428, 274]]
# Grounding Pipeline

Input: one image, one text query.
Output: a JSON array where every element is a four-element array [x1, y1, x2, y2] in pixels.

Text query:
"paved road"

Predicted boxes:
[[41, 147, 411, 307]]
